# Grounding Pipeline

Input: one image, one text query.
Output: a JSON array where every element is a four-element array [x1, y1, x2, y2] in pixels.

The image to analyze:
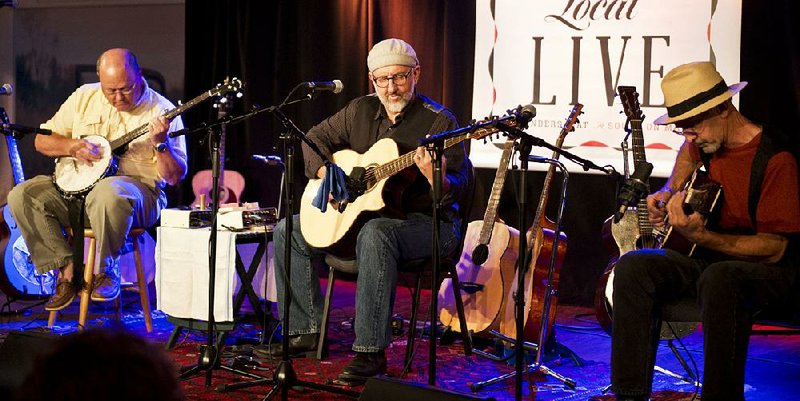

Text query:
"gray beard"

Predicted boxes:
[[378, 91, 413, 114]]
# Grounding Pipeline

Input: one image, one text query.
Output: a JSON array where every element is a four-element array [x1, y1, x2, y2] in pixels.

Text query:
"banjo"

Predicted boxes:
[[53, 78, 243, 197]]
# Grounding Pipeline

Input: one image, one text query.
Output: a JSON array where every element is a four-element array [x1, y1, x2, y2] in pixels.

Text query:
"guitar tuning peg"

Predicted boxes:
[[236, 92, 243, 98], [178, 100, 183, 106]]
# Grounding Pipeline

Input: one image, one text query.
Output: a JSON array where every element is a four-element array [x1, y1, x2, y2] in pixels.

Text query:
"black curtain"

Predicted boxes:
[[183, 0, 476, 210], [184, 0, 799, 306]]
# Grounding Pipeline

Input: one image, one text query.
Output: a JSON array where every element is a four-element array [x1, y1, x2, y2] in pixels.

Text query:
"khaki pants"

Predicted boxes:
[[7, 175, 165, 274]]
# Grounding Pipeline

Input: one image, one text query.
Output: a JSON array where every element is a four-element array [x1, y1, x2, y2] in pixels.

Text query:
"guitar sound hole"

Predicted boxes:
[[635, 234, 660, 249], [472, 244, 489, 266]]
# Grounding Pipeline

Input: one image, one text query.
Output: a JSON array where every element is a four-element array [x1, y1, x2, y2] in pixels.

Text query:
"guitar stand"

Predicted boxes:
[[471, 148, 576, 399]]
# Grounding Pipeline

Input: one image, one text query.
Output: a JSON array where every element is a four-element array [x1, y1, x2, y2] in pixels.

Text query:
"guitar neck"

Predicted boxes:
[[629, 118, 653, 235], [526, 133, 566, 244], [371, 132, 472, 181], [478, 140, 515, 243], [1, 109, 24, 184], [108, 89, 214, 152], [524, 104, 583, 251]]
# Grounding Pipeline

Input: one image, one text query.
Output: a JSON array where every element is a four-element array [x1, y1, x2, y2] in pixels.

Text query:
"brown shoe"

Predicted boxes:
[[90, 271, 120, 302], [45, 281, 77, 311]]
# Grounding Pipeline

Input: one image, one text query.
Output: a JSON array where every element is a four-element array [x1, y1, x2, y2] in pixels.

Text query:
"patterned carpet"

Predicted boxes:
[[2, 279, 798, 400]]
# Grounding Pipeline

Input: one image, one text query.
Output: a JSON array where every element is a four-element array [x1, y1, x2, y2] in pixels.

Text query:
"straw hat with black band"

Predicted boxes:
[[654, 61, 748, 125]]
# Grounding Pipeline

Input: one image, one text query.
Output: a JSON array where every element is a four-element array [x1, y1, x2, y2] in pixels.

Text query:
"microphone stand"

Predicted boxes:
[[175, 119, 267, 388], [217, 84, 359, 400]]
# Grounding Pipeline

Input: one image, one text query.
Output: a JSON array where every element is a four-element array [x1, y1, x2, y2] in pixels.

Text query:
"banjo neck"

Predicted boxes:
[[107, 89, 213, 152]]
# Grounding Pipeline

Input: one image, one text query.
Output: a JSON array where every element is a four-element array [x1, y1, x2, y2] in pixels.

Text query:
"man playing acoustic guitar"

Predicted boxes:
[[271, 38, 471, 384], [7, 48, 187, 311], [610, 62, 800, 401]]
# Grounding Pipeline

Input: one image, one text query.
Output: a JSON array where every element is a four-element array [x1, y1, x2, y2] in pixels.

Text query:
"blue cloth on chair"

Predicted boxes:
[[312, 162, 350, 212]]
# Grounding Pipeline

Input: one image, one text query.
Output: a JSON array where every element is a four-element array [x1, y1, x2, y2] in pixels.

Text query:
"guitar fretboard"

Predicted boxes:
[[108, 90, 214, 151], [478, 140, 515, 243]]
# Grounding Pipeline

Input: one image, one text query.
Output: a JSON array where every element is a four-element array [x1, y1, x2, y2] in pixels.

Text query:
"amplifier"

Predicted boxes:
[[161, 207, 278, 229]]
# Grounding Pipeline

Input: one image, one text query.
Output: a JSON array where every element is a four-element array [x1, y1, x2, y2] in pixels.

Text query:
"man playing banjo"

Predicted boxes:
[[6, 48, 187, 311]]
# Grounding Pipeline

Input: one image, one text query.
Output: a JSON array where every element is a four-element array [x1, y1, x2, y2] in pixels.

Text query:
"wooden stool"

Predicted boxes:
[[48, 228, 153, 332]]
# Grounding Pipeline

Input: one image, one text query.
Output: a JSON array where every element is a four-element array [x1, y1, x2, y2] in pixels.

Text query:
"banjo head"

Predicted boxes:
[[53, 135, 118, 196]]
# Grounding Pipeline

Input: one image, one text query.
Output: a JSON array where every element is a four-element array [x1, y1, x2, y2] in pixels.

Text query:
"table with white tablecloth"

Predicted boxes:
[[155, 226, 276, 323]]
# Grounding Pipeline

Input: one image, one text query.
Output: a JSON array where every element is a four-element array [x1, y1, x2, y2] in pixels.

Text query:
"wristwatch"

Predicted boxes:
[[154, 142, 169, 153]]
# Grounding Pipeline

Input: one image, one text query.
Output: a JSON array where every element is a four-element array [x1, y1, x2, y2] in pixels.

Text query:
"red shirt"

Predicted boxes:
[[689, 133, 800, 234]]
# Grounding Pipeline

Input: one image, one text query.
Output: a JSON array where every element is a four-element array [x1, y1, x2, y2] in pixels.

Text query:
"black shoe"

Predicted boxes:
[[336, 351, 387, 385], [267, 333, 320, 358]]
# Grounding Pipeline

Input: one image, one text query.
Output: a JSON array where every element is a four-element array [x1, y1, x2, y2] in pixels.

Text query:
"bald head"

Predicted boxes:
[[97, 48, 143, 112]]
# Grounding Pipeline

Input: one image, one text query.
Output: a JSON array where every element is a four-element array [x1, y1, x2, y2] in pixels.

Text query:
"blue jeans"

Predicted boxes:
[[611, 248, 796, 401], [274, 212, 460, 353]]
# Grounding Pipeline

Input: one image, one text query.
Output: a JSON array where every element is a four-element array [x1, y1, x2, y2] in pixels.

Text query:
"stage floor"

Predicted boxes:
[[2, 279, 799, 401]]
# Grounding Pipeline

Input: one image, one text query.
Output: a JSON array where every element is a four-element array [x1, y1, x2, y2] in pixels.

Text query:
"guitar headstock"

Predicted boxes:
[[561, 103, 584, 136], [467, 104, 536, 141], [210, 77, 244, 98], [617, 85, 644, 121]]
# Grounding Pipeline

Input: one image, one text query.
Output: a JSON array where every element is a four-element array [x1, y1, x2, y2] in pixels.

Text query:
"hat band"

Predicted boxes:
[[666, 80, 729, 118]]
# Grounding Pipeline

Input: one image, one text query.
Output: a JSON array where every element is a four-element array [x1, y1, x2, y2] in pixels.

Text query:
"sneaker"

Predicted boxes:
[[45, 280, 77, 311], [90, 268, 120, 302]]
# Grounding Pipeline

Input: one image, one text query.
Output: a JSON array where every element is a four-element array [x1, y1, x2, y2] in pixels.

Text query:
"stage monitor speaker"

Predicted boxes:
[[0, 330, 59, 397], [359, 377, 497, 401]]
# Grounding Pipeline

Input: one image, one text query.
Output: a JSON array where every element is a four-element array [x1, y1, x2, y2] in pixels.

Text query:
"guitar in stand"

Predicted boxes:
[[470, 104, 583, 394], [497, 104, 582, 344], [1, 107, 57, 309], [437, 139, 519, 337], [595, 86, 657, 333], [192, 87, 245, 208]]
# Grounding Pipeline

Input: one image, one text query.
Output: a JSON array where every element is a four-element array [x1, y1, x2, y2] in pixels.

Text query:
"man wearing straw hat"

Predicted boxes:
[[610, 61, 800, 401]]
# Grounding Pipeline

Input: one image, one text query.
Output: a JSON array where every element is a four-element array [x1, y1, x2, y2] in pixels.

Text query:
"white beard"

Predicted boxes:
[[377, 90, 413, 114]]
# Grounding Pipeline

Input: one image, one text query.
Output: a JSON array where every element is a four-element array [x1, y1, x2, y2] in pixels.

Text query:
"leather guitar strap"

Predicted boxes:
[[68, 196, 86, 290]]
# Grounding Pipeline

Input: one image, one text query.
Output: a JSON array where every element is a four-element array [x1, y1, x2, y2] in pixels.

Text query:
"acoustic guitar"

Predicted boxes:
[[498, 104, 583, 341], [299, 107, 533, 258], [191, 83, 246, 208], [1, 108, 57, 299], [437, 139, 519, 336]]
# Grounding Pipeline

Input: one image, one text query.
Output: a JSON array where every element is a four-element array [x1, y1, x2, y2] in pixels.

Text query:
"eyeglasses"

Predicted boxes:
[[371, 69, 414, 88], [102, 82, 137, 97], [671, 109, 716, 135]]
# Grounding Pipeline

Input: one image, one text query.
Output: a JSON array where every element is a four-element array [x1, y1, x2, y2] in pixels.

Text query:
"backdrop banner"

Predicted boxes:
[[471, 0, 742, 177]]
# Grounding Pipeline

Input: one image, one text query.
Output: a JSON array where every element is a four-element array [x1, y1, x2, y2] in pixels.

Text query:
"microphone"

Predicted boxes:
[[252, 154, 284, 166], [0, 83, 13, 96], [614, 161, 653, 223], [516, 104, 537, 125], [1, 123, 52, 135], [304, 80, 343, 94], [168, 127, 189, 138]]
